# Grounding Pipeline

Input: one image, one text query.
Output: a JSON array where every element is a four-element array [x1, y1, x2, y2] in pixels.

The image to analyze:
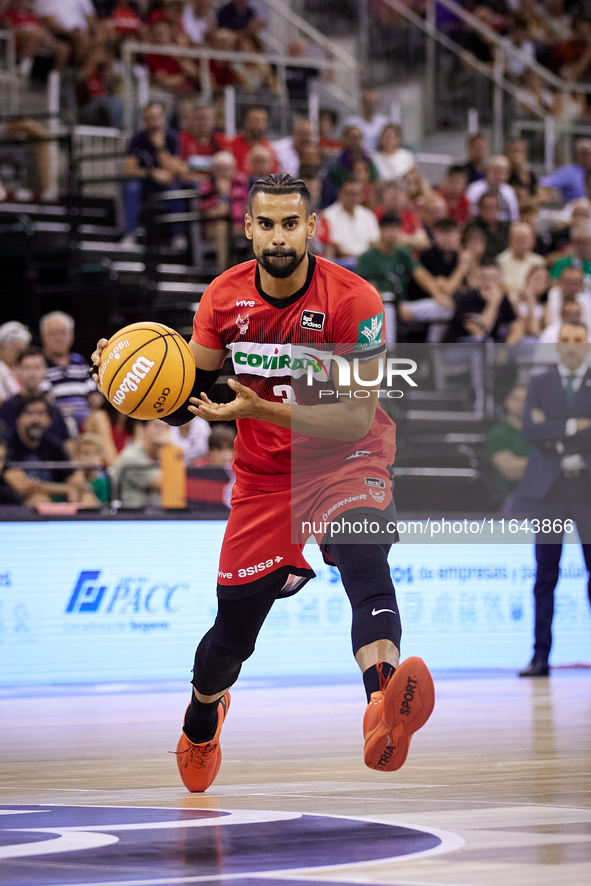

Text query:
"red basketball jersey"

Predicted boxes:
[[192, 254, 396, 480]]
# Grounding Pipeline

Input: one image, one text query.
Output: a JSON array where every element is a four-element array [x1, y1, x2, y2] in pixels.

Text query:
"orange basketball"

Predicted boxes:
[[99, 322, 195, 419]]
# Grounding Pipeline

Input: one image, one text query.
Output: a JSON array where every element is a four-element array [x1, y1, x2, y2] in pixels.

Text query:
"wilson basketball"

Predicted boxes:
[[99, 322, 195, 419]]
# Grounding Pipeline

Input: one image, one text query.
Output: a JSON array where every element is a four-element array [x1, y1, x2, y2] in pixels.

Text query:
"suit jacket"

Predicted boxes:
[[517, 365, 591, 501]]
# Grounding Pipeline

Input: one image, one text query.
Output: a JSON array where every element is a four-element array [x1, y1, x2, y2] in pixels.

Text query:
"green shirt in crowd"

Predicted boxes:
[[486, 421, 530, 497], [356, 246, 418, 300], [550, 255, 591, 289]]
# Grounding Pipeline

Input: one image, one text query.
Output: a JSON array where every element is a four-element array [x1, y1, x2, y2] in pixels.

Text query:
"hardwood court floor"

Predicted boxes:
[[1, 672, 590, 886]]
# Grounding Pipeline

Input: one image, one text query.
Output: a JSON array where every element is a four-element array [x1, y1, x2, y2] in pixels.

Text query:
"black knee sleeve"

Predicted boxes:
[[327, 543, 401, 655], [191, 578, 281, 695]]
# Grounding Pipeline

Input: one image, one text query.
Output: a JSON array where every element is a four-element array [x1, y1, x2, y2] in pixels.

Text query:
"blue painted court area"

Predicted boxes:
[[0, 805, 444, 885]]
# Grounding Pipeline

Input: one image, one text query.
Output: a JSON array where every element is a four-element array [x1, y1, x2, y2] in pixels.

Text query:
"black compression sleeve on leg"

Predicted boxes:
[[327, 543, 402, 655], [161, 367, 221, 427], [192, 579, 281, 696]]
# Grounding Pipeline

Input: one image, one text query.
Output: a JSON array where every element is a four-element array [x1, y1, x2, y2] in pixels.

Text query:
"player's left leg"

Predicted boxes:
[[326, 541, 434, 772]]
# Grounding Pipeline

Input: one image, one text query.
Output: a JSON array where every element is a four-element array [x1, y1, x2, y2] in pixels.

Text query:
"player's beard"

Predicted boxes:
[[256, 246, 307, 279]]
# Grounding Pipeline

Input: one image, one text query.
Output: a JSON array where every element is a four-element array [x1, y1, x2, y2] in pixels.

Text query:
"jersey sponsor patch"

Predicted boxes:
[[301, 309, 325, 331], [365, 477, 386, 489], [230, 342, 330, 381], [356, 312, 384, 352]]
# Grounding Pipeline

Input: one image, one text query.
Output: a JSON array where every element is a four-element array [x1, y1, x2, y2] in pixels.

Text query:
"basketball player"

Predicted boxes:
[[92, 174, 434, 792]]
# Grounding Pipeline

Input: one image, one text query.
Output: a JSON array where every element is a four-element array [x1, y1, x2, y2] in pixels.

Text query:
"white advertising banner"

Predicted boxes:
[[0, 521, 589, 685]]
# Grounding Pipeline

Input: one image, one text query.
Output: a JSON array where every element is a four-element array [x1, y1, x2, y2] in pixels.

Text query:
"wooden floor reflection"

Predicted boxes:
[[1, 672, 590, 886]]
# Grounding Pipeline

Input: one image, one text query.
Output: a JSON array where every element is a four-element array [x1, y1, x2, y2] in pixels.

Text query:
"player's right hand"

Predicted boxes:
[[91, 338, 109, 389]]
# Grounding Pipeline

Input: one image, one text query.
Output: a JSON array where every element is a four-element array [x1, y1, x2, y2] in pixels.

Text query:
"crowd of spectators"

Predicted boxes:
[[0, 309, 232, 509]]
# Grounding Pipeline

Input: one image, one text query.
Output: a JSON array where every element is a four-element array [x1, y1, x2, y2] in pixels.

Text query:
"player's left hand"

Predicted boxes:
[[189, 378, 260, 422]]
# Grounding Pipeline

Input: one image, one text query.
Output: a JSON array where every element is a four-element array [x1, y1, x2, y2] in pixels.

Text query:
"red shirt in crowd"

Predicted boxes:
[[179, 130, 230, 162], [230, 133, 279, 175], [1, 9, 40, 30], [436, 188, 471, 226], [110, 5, 142, 35], [374, 205, 421, 234]]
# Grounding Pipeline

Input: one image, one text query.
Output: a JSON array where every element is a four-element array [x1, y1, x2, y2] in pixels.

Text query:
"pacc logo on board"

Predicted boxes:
[[65, 571, 186, 615]]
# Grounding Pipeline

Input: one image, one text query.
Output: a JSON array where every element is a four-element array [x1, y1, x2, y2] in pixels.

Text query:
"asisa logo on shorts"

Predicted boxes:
[[356, 312, 384, 351], [301, 310, 325, 331]]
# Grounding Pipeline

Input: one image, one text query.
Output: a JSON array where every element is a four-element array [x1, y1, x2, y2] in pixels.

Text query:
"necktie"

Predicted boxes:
[[565, 374, 576, 406]]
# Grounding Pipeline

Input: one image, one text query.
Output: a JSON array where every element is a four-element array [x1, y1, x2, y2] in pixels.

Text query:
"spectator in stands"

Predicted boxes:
[[550, 225, 591, 289], [69, 432, 110, 504], [0, 117, 51, 199], [465, 192, 511, 258], [542, 0, 572, 45], [182, 0, 215, 44], [208, 27, 241, 88], [318, 109, 341, 164], [487, 385, 529, 505], [0, 346, 69, 445], [0, 321, 31, 404], [144, 19, 200, 92], [3, 395, 96, 506], [497, 222, 546, 299], [0, 438, 22, 504], [76, 43, 124, 129], [462, 6, 496, 66], [317, 179, 380, 269], [371, 123, 416, 182], [248, 144, 274, 184], [408, 217, 474, 302], [418, 194, 448, 244], [546, 265, 591, 329], [1, 0, 70, 75], [272, 118, 313, 178], [35, 0, 104, 63], [540, 138, 591, 203], [464, 132, 489, 185], [345, 90, 391, 153], [321, 124, 377, 208], [374, 180, 429, 250], [516, 68, 556, 117], [505, 137, 538, 201], [443, 260, 518, 342], [436, 164, 471, 227], [180, 103, 229, 177], [112, 418, 170, 508], [190, 424, 236, 467], [285, 38, 319, 106], [536, 297, 582, 347], [403, 164, 434, 211], [356, 212, 446, 303], [510, 264, 548, 342], [505, 15, 536, 80], [233, 32, 278, 96], [216, 0, 264, 34], [200, 150, 249, 271], [549, 16, 591, 80], [466, 155, 520, 222], [230, 106, 279, 175], [546, 198, 591, 260], [105, 0, 144, 46], [169, 414, 210, 463], [122, 101, 189, 252], [40, 311, 96, 430]]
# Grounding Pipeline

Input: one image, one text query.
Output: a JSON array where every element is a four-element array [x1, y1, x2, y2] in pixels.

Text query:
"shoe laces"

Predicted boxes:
[[172, 739, 217, 769], [376, 661, 393, 693]]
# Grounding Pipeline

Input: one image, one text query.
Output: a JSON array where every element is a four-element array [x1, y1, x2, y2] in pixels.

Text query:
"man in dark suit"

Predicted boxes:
[[517, 320, 591, 676]]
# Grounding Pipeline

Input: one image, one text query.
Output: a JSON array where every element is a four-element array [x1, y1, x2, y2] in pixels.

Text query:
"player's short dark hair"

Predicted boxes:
[[248, 173, 312, 215], [16, 346, 45, 365], [16, 394, 50, 418], [379, 212, 402, 228], [446, 164, 467, 177], [433, 217, 458, 232]]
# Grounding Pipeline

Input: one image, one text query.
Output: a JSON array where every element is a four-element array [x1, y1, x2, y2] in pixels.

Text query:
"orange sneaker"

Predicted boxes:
[[363, 658, 434, 772], [175, 692, 231, 792]]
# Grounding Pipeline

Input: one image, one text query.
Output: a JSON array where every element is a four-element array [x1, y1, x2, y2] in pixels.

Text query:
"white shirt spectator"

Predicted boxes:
[[371, 148, 415, 181], [506, 40, 536, 79], [0, 360, 20, 403], [182, 2, 213, 44], [466, 179, 520, 222], [35, 0, 94, 32], [546, 284, 591, 328], [345, 112, 391, 152], [271, 136, 300, 177], [169, 418, 211, 463], [497, 248, 545, 295], [320, 202, 380, 257]]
